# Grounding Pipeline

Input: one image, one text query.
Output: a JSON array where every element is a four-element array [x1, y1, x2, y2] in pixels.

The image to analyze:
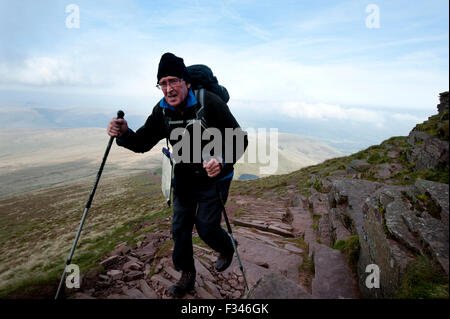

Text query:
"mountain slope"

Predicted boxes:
[[0, 92, 447, 299], [68, 92, 448, 300]]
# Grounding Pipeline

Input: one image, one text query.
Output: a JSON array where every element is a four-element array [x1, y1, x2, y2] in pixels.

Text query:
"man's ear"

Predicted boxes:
[[186, 82, 191, 89]]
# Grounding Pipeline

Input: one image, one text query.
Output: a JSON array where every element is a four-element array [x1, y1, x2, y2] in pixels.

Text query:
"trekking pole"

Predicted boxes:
[[216, 184, 249, 293], [55, 110, 125, 299]]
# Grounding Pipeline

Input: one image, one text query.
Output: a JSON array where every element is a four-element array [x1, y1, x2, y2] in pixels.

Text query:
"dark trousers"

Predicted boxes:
[[171, 177, 233, 272]]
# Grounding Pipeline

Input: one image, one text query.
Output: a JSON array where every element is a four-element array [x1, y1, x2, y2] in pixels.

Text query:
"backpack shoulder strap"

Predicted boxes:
[[163, 89, 209, 144], [194, 88, 209, 128], [162, 108, 170, 150], [162, 108, 184, 150]]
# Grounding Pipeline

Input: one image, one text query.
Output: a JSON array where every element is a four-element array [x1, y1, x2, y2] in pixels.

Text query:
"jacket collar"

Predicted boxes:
[[159, 89, 197, 111]]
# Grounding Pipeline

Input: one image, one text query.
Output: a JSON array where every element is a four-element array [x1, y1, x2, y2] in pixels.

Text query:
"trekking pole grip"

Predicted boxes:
[[117, 110, 124, 119]]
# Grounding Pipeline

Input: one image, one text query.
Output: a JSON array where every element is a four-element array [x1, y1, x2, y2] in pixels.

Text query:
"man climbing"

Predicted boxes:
[[107, 52, 248, 298]]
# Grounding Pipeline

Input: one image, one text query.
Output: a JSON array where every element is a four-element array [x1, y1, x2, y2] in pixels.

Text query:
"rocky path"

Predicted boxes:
[[73, 186, 360, 299]]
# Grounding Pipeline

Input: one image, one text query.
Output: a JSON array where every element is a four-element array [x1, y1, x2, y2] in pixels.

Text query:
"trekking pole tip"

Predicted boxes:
[[117, 110, 125, 119]]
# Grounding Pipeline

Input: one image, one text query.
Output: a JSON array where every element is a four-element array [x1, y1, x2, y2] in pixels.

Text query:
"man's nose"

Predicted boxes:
[[166, 85, 174, 93]]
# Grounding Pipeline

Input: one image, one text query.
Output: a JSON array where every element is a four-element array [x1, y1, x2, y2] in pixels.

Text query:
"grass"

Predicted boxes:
[[286, 237, 308, 251], [313, 179, 323, 193], [147, 239, 174, 279], [297, 240, 314, 292], [156, 240, 173, 258], [231, 154, 353, 199], [298, 254, 315, 276], [312, 214, 321, 231], [392, 164, 449, 186], [192, 236, 208, 248], [377, 200, 391, 238], [416, 193, 441, 220], [367, 152, 390, 165], [381, 136, 409, 148], [234, 208, 246, 219], [332, 235, 360, 275], [342, 214, 354, 231], [0, 171, 169, 298], [414, 112, 448, 140], [395, 255, 449, 299], [282, 209, 293, 224], [300, 188, 312, 197]]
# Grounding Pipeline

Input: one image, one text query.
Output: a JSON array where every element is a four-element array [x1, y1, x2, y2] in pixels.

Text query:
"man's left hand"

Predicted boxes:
[[203, 158, 223, 178]]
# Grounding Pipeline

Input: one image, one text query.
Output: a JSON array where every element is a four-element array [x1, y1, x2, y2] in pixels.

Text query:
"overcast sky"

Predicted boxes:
[[0, 0, 448, 152]]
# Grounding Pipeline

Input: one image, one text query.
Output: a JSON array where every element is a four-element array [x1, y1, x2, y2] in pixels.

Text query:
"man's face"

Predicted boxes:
[[159, 76, 191, 108]]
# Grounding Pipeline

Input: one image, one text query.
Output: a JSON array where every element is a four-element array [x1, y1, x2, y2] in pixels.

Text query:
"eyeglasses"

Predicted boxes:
[[156, 78, 184, 90]]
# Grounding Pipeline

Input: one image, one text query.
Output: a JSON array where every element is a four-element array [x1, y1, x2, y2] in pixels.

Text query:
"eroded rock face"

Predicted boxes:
[[415, 179, 449, 226], [372, 163, 403, 180], [325, 175, 449, 299], [407, 131, 449, 171], [437, 91, 449, 114], [328, 178, 382, 239], [358, 192, 415, 298], [415, 216, 449, 275], [382, 188, 423, 254], [358, 181, 449, 298], [347, 160, 371, 172]]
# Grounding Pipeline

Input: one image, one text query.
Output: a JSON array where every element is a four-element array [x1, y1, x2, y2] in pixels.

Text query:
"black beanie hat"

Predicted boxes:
[[157, 52, 190, 83]]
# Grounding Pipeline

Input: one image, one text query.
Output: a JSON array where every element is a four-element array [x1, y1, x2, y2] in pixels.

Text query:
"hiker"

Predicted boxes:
[[107, 52, 248, 298]]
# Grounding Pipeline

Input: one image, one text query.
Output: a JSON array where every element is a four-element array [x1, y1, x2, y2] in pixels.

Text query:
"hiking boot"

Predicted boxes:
[[215, 240, 237, 272], [167, 270, 196, 298]]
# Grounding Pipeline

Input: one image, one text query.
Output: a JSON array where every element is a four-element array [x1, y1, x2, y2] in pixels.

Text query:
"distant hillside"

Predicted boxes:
[[0, 128, 164, 198], [0, 104, 428, 155], [234, 132, 343, 179], [0, 107, 147, 130], [0, 128, 340, 198]]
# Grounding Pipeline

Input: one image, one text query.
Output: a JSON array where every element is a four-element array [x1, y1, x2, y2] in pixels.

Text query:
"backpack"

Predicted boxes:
[[162, 64, 229, 133], [186, 64, 230, 103]]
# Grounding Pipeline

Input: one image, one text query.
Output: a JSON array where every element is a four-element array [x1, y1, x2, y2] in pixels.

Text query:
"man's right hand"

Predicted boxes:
[[107, 118, 128, 137]]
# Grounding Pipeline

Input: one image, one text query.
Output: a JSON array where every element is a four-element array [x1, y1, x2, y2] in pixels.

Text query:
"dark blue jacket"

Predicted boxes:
[[117, 89, 248, 184]]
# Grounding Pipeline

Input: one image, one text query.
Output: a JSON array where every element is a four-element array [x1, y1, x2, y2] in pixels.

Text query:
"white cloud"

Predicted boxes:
[[181, 45, 447, 111], [0, 57, 92, 87], [390, 113, 426, 123], [280, 101, 386, 126]]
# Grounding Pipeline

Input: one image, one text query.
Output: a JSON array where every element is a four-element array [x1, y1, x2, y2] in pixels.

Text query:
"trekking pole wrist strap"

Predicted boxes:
[[215, 155, 224, 170]]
